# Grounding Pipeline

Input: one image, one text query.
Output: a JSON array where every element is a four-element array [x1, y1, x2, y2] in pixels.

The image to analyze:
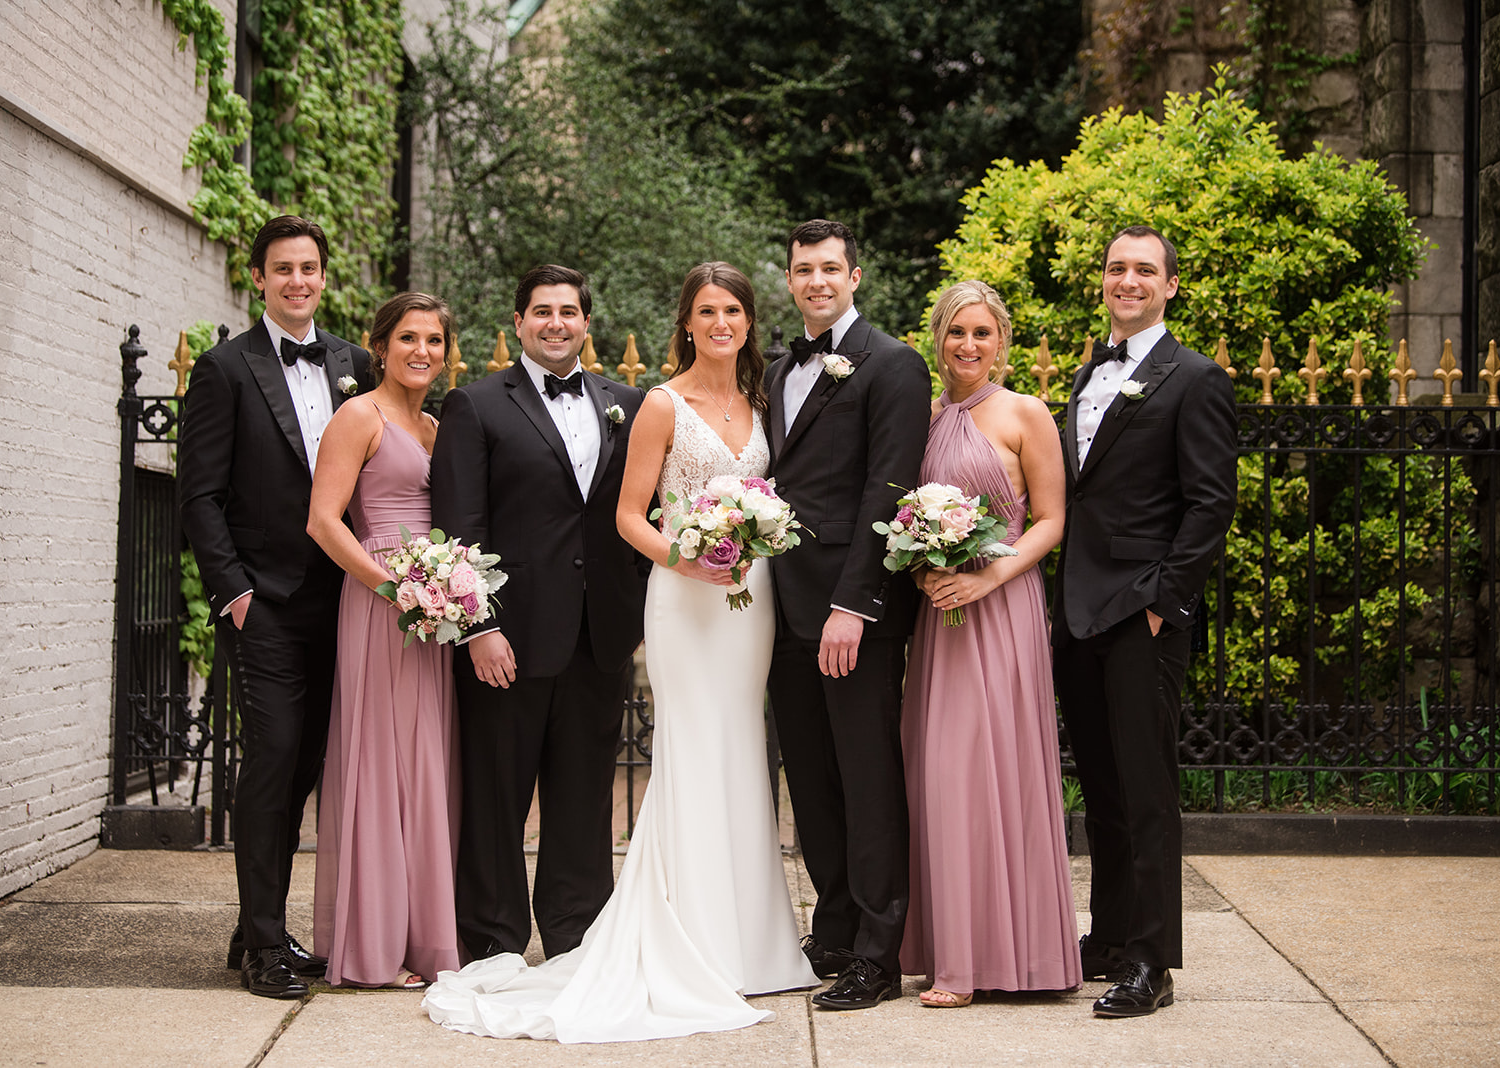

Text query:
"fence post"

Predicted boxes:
[[112, 326, 145, 805]]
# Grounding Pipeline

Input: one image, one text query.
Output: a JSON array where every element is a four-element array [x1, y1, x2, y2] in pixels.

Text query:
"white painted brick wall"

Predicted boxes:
[[0, 0, 237, 206], [0, 0, 245, 893]]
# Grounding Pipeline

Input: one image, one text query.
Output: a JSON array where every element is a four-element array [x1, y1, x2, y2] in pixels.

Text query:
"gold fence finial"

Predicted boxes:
[[1252, 337, 1280, 404], [1479, 340, 1500, 407], [1390, 339, 1415, 405], [1434, 339, 1462, 406], [1297, 338, 1326, 405], [1214, 337, 1236, 379], [617, 334, 647, 387], [660, 338, 679, 378], [445, 337, 467, 394], [170, 330, 194, 397], [1030, 336, 1057, 402], [1343, 339, 1371, 406], [361, 330, 371, 352], [581, 334, 604, 375], [489, 330, 512, 374]]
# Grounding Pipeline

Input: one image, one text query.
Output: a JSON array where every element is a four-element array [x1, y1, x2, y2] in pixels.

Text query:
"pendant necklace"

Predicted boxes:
[[701, 374, 736, 421]]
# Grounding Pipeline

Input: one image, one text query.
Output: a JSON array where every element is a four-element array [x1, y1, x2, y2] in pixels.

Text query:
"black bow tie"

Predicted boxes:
[[544, 370, 584, 399], [789, 330, 833, 367], [1094, 339, 1130, 363], [279, 337, 327, 367]]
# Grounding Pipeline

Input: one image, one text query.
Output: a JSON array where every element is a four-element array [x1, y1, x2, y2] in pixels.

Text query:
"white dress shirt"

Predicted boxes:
[[1075, 321, 1167, 466], [520, 354, 600, 496], [263, 314, 335, 477], [782, 303, 861, 436]]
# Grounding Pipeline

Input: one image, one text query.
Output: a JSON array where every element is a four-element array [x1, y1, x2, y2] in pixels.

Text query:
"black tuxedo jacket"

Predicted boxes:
[[178, 320, 370, 613], [429, 365, 646, 678], [1055, 329, 1238, 640], [765, 315, 931, 641]]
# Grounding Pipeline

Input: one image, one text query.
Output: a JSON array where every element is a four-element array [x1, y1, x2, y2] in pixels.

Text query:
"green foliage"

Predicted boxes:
[[159, 0, 273, 286], [252, 0, 404, 339], [578, 0, 1085, 335], [406, 2, 791, 384], [933, 76, 1425, 400], [177, 320, 220, 679]]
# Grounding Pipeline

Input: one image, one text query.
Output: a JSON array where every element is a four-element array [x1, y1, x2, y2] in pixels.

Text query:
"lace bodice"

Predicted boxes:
[[654, 384, 770, 530]]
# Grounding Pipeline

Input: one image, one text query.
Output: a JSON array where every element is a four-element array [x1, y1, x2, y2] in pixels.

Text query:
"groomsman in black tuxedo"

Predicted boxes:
[[179, 215, 370, 998], [430, 265, 647, 961], [765, 220, 931, 1010], [1054, 225, 1238, 1017]]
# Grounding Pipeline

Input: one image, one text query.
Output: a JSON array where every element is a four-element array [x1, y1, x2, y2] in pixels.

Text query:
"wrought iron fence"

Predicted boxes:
[[113, 324, 1500, 846]]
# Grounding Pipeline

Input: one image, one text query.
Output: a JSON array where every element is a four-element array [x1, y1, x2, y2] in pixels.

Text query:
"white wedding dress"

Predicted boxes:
[[423, 384, 817, 1043]]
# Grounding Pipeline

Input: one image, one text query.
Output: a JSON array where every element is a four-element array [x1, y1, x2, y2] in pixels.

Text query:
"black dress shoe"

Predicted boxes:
[[1079, 933, 1127, 982], [241, 946, 310, 1000], [811, 957, 901, 1010], [227, 926, 328, 978], [801, 935, 855, 980], [1092, 961, 1173, 1017]]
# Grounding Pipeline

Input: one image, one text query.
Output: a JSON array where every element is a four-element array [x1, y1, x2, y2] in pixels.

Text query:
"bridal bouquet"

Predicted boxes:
[[375, 526, 507, 646], [873, 483, 1016, 626], [654, 475, 803, 610]]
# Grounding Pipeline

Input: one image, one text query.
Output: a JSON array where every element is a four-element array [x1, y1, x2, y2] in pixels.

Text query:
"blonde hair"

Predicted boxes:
[[930, 280, 1012, 391]]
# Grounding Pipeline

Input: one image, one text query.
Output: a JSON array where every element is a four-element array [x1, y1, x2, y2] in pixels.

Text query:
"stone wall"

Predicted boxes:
[[1479, 0, 1500, 353], [1363, 0, 1468, 397], [0, 0, 245, 897]]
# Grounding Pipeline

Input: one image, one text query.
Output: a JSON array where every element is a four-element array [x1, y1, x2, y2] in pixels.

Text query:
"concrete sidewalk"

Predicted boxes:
[[1, 848, 1495, 1067]]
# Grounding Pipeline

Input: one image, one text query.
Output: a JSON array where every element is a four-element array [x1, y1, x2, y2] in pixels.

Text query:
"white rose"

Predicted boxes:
[[393, 559, 411, 578], [678, 528, 703, 555], [443, 601, 463, 622], [913, 483, 953, 514], [705, 475, 744, 499], [740, 488, 782, 525]]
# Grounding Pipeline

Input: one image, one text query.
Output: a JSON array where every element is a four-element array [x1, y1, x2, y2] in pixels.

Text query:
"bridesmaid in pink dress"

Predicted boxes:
[[899, 280, 1081, 1007], [307, 292, 462, 988]]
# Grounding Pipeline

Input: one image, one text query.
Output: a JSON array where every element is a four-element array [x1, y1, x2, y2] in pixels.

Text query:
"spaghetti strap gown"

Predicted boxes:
[[313, 413, 462, 987], [422, 384, 817, 1043], [899, 381, 1082, 994]]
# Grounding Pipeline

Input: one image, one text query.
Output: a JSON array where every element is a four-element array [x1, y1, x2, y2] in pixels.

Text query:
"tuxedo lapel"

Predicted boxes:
[[319, 329, 356, 411], [1078, 337, 1182, 482], [582, 373, 615, 501], [1063, 366, 1086, 482], [781, 319, 873, 455], [506, 366, 583, 502], [243, 322, 311, 472], [766, 356, 790, 456]]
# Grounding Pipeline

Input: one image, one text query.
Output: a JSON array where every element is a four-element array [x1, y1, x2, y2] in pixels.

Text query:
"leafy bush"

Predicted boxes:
[[930, 76, 1474, 729]]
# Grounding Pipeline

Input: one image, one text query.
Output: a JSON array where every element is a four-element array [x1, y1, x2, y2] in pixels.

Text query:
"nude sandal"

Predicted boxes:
[[919, 987, 973, 1008]]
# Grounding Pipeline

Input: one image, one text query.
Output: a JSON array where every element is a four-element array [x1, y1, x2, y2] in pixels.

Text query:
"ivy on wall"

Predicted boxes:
[[252, 0, 404, 338], [162, 0, 404, 338], [160, 0, 273, 287]]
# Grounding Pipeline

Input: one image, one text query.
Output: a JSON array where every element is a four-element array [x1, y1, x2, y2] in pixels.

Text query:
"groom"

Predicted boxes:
[[766, 219, 931, 1010], [1054, 225, 1237, 1017], [178, 215, 370, 998], [430, 264, 647, 962]]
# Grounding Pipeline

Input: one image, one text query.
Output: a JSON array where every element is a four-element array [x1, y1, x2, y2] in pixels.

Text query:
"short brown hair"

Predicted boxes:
[[786, 219, 858, 272], [367, 292, 454, 384], [1102, 225, 1178, 281], [514, 265, 592, 318], [251, 215, 329, 275]]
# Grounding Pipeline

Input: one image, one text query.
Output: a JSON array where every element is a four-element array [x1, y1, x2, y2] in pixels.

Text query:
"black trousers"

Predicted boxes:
[[452, 619, 630, 961], [769, 632, 909, 972], [1054, 610, 1189, 969], [219, 579, 339, 952]]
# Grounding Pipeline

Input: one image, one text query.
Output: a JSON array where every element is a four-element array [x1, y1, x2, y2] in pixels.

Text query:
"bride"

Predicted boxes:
[[422, 262, 818, 1042]]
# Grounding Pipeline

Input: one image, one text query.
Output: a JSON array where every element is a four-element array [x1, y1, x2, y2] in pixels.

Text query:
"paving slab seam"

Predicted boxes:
[[804, 992, 821, 1068], [245, 997, 309, 1068], [1187, 860, 1399, 1068]]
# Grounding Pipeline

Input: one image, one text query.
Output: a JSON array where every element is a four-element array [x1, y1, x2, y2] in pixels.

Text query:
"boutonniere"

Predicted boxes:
[[605, 403, 625, 431], [1119, 380, 1146, 400], [337, 375, 359, 396], [822, 353, 854, 381]]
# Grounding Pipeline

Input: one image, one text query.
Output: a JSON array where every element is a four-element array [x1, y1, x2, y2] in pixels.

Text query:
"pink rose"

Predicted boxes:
[[461, 593, 481, 616], [699, 537, 743, 571], [895, 504, 914, 527], [693, 494, 716, 512], [395, 583, 421, 612], [725, 508, 744, 526], [448, 561, 479, 597], [416, 582, 447, 613], [742, 477, 774, 495], [939, 506, 976, 536]]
